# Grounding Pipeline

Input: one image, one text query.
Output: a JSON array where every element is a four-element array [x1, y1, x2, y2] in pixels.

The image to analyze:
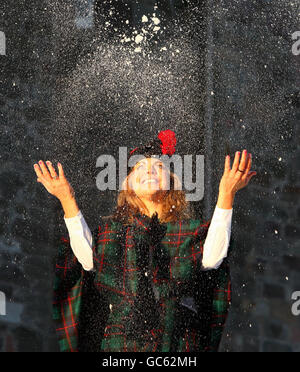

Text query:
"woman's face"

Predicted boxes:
[[128, 158, 169, 198]]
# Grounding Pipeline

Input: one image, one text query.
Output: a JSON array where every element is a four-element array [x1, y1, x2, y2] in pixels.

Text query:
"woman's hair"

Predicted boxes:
[[112, 163, 194, 224]]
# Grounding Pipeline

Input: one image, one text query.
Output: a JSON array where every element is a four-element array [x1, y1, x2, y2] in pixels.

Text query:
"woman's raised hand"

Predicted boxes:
[[33, 160, 75, 201], [219, 150, 257, 196]]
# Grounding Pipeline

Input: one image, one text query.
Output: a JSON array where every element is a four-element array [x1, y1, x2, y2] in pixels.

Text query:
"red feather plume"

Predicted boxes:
[[157, 130, 177, 155]]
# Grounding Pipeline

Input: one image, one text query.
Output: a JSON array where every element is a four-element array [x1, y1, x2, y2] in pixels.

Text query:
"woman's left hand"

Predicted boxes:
[[219, 150, 257, 196]]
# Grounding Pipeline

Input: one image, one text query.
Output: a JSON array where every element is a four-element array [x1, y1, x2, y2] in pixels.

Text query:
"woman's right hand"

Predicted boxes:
[[33, 160, 75, 202]]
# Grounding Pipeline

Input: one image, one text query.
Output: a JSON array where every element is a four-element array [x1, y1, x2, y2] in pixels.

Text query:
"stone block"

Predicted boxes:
[[280, 185, 300, 203], [263, 340, 293, 352], [14, 326, 43, 352], [285, 224, 300, 241], [263, 283, 285, 299], [264, 321, 289, 340], [282, 255, 300, 271]]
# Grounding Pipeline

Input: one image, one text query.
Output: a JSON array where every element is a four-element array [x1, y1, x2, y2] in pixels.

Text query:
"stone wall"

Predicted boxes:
[[0, 0, 60, 351], [210, 0, 300, 352]]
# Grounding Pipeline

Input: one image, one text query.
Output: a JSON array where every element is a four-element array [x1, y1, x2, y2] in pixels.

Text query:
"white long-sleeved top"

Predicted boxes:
[[63, 206, 233, 272]]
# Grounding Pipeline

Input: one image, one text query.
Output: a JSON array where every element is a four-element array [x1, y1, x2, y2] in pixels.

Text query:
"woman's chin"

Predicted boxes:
[[137, 187, 161, 197]]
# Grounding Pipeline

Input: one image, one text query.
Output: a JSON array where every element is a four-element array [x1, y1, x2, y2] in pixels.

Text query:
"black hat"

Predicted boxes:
[[128, 129, 177, 168]]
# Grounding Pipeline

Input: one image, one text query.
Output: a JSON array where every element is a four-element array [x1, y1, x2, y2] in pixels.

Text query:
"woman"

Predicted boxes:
[[33, 130, 256, 352]]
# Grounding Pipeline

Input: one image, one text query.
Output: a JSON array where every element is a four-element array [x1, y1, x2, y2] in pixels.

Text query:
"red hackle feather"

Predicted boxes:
[[157, 130, 177, 155]]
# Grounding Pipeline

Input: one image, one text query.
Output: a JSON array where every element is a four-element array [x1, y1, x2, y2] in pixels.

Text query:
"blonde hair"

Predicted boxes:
[[112, 163, 194, 225]]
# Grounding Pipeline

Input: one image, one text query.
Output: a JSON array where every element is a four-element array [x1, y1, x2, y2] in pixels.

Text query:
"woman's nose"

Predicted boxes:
[[146, 165, 156, 175]]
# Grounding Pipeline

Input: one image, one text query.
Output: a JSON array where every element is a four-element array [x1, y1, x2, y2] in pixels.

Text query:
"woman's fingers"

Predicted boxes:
[[239, 150, 251, 175], [238, 150, 249, 174], [224, 155, 231, 174], [46, 161, 58, 180], [57, 162, 66, 180], [33, 160, 71, 199], [34, 160, 63, 181], [33, 163, 43, 179], [241, 154, 252, 179], [38, 160, 52, 180], [231, 151, 241, 173], [232, 150, 249, 175]]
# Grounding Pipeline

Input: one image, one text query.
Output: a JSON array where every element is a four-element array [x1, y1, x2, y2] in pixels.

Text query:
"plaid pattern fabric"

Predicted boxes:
[[53, 213, 231, 352]]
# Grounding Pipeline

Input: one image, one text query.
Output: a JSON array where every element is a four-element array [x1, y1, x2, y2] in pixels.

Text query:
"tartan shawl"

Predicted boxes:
[[53, 211, 232, 352]]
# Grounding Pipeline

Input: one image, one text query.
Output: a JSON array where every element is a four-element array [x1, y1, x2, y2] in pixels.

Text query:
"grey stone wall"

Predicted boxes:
[[210, 0, 300, 352], [0, 0, 299, 352], [0, 0, 59, 351]]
